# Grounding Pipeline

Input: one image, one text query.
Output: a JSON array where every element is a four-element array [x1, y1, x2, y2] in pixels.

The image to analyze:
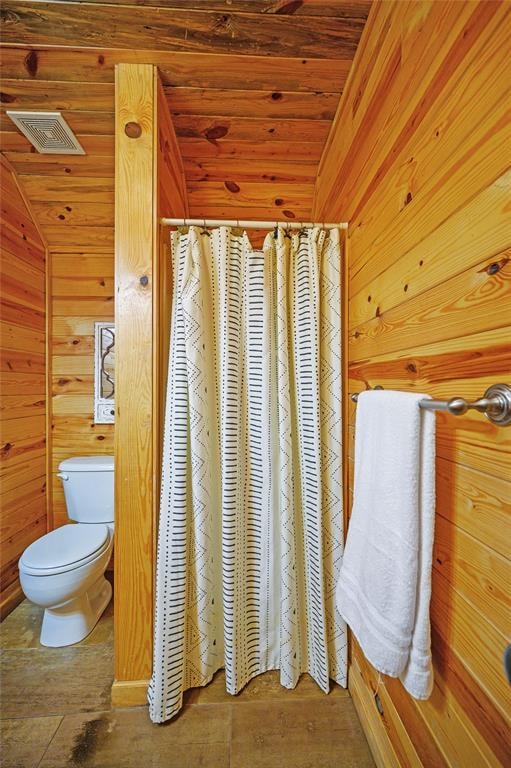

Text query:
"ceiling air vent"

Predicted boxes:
[[6, 110, 85, 155]]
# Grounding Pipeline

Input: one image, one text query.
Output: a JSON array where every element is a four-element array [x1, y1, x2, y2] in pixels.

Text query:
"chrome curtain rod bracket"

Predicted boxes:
[[350, 383, 511, 427]]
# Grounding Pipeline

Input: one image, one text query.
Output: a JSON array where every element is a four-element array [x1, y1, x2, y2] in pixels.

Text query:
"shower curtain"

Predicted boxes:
[[148, 225, 346, 723]]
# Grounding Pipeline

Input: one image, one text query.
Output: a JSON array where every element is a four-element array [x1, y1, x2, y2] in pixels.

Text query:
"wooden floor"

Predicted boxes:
[[1, 598, 375, 768]]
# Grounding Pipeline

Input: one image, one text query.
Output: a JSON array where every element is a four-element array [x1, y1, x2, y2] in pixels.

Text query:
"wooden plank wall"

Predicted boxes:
[[112, 64, 187, 706], [50, 246, 114, 529], [0, 156, 47, 618], [314, 2, 511, 766]]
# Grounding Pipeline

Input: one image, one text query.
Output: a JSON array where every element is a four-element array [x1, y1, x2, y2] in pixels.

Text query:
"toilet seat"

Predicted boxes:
[[19, 524, 110, 577]]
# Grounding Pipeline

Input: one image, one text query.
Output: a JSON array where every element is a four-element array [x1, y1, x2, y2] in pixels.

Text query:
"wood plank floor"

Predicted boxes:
[[0, 595, 375, 768]]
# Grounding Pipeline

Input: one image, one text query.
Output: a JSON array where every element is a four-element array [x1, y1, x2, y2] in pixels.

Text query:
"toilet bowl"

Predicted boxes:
[[19, 523, 113, 646], [18, 456, 114, 647]]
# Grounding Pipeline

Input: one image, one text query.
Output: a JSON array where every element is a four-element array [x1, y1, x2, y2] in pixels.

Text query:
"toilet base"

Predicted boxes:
[[40, 576, 112, 647]]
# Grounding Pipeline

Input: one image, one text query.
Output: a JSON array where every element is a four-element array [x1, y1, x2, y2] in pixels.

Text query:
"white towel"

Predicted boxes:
[[336, 389, 436, 699]]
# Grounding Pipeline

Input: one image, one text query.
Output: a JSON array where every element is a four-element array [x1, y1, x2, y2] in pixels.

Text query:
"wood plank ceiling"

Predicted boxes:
[[0, 1, 371, 248]]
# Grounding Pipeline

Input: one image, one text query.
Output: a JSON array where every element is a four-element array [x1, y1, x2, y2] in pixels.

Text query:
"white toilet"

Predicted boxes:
[[19, 456, 114, 647]]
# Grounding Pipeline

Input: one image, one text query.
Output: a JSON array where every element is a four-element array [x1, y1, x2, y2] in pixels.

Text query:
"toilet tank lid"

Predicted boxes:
[[59, 456, 114, 472]]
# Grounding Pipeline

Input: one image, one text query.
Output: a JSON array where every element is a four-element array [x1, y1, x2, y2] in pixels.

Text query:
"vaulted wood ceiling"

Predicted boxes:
[[0, 1, 371, 248]]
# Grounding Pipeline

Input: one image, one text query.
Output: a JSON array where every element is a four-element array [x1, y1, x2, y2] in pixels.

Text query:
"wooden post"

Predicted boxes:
[[113, 63, 157, 703], [112, 63, 187, 707]]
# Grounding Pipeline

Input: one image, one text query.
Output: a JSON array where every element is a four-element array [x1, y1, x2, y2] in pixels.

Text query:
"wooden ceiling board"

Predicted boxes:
[[19, 176, 114, 204], [172, 115, 331, 142], [186, 180, 314, 206], [0, 80, 114, 111], [185, 204, 314, 221], [183, 158, 318, 183], [31, 200, 114, 228], [166, 88, 340, 120], [1, 155, 115, 178], [177, 139, 325, 161], [0, 1, 372, 245], [0, 48, 353, 92]]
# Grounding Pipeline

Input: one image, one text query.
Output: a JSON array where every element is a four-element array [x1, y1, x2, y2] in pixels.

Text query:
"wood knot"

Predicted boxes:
[[271, 92, 283, 101], [283, 210, 295, 218], [204, 125, 228, 143], [374, 693, 384, 716], [224, 180, 240, 193], [275, 198, 284, 206], [124, 121, 142, 139], [406, 362, 417, 374], [481, 256, 508, 275], [24, 50, 38, 77]]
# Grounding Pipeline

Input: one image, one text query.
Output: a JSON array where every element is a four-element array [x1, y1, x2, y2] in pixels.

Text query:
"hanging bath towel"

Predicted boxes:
[[336, 389, 436, 699]]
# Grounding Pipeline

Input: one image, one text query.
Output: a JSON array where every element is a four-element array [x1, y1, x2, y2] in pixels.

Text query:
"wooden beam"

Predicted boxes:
[[113, 63, 187, 697], [0, 2, 366, 59], [23, 1, 372, 18]]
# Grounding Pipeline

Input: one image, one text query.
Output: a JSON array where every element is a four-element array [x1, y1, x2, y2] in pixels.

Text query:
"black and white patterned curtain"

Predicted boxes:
[[148, 225, 346, 723]]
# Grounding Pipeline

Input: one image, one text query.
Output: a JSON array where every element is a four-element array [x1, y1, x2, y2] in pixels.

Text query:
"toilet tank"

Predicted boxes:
[[58, 456, 114, 523]]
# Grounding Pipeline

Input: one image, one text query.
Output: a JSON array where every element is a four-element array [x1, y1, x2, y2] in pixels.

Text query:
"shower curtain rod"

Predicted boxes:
[[160, 217, 348, 230]]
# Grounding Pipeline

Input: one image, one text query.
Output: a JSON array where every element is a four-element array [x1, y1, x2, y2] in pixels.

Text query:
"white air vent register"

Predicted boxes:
[[6, 111, 85, 155]]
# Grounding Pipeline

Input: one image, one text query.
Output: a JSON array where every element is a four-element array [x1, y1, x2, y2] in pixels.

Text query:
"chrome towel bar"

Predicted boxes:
[[349, 383, 511, 427]]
